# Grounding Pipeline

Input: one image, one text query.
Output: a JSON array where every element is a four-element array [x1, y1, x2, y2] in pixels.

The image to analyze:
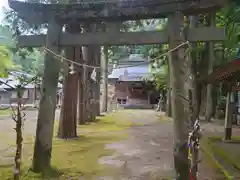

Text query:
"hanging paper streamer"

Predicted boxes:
[[69, 63, 75, 75], [60, 51, 64, 63], [91, 68, 96, 81]]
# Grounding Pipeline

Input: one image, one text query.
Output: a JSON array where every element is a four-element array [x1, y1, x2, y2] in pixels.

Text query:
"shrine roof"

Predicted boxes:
[[0, 70, 63, 89], [8, 0, 226, 23], [108, 64, 151, 80], [203, 58, 240, 84]]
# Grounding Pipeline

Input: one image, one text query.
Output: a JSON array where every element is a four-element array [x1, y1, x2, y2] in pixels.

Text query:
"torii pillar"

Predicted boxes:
[[101, 22, 121, 113], [32, 20, 62, 172]]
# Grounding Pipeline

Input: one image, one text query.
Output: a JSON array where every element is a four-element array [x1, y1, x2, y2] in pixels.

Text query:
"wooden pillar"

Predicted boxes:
[[166, 60, 172, 117], [82, 23, 96, 122], [82, 23, 90, 121], [168, 12, 190, 179], [77, 45, 84, 125], [205, 12, 216, 122], [33, 85, 37, 107], [224, 84, 233, 141], [90, 23, 101, 116], [188, 16, 199, 120], [101, 44, 108, 112], [237, 91, 240, 125], [147, 91, 150, 105], [32, 20, 62, 173], [101, 22, 121, 112], [94, 45, 101, 116]]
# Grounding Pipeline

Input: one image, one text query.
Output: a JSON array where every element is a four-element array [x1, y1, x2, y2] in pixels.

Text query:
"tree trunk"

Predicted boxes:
[[95, 73, 101, 116], [14, 89, 23, 180], [168, 12, 189, 179], [88, 78, 95, 122], [82, 24, 96, 122], [82, 48, 89, 122], [166, 59, 172, 117], [166, 90, 172, 117], [199, 86, 207, 116], [32, 22, 61, 173], [188, 16, 199, 121], [82, 25, 90, 122], [215, 83, 223, 119], [188, 17, 200, 178], [199, 46, 208, 116], [211, 86, 217, 117], [101, 45, 108, 112], [58, 59, 78, 138], [77, 47, 85, 125], [78, 78, 84, 124], [198, 16, 209, 117], [205, 13, 216, 122], [93, 46, 101, 116], [57, 24, 80, 138], [90, 25, 101, 117]]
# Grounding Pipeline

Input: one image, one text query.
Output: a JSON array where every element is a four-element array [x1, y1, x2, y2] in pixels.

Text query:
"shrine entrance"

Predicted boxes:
[[8, 0, 227, 178]]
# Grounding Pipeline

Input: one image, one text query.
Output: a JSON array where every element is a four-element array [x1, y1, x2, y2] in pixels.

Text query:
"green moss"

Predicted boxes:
[[156, 114, 171, 122], [80, 114, 135, 132], [201, 136, 240, 179], [0, 109, 11, 116], [208, 137, 240, 171], [0, 112, 133, 179], [201, 137, 232, 179]]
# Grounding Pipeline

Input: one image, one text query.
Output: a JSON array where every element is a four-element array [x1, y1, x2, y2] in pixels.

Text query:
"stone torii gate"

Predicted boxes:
[[8, 0, 227, 176]]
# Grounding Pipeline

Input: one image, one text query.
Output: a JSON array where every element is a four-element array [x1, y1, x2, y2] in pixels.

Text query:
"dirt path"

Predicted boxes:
[[99, 110, 224, 180], [0, 110, 60, 135]]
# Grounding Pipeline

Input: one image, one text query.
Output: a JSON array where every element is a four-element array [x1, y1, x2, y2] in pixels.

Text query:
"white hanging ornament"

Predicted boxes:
[[60, 53, 64, 63], [153, 61, 158, 68], [69, 63, 75, 75], [91, 68, 96, 81]]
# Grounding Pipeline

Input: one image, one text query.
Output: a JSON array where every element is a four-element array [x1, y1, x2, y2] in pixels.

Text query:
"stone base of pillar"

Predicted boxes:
[[224, 128, 232, 141]]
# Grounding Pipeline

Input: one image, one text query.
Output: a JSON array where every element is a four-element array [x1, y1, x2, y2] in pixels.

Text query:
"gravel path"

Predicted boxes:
[[0, 110, 60, 136], [99, 110, 174, 180], [98, 110, 225, 180]]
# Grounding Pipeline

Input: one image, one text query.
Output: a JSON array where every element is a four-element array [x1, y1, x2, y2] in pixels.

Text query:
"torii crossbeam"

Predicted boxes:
[[8, 0, 227, 23], [18, 27, 225, 47]]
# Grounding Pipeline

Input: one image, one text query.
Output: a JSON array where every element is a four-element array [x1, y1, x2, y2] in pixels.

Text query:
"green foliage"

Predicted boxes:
[[152, 64, 168, 90], [0, 46, 13, 77], [0, 24, 45, 75], [14, 49, 45, 74], [217, 4, 240, 61], [108, 19, 167, 63]]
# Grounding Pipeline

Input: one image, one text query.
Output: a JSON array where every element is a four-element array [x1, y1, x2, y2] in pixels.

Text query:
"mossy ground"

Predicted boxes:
[[0, 109, 11, 115], [157, 113, 172, 122], [0, 111, 137, 179], [157, 114, 171, 122], [201, 136, 240, 179]]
